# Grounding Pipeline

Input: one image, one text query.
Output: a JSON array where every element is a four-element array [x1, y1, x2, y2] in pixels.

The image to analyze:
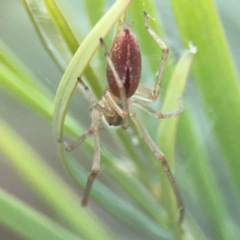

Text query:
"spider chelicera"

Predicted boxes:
[[64, 11, 184, 224]]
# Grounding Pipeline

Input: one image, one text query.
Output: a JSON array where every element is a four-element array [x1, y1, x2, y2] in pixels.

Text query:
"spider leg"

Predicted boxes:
[[81, 127, 101, 206], [64, 78, 117, 151], [99, 38, 128, 119], [63, 78, 107, 152], [64, 127, 95, 151], [65, 78, 104, 205], [78, 77, 114, 117], [132, 95, 183, 119], [63, 106, 101, 205], [103, 90, 129, 129], [131, 113, 184, 225], [137, 11, 168, 101], [63, 106, 101, 152]]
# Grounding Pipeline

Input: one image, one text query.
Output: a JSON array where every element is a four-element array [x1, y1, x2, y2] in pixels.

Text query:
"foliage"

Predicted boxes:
[[0, 0, 239, 239]]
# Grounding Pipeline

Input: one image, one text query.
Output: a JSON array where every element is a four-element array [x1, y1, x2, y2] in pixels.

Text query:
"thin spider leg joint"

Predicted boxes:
[[64, 105, 101, 152], [81, 169, 99, 206], [143, 11, 168, 52], [82, 129, 101, 206], [132, 97, 183, 119], [121, 119, 129, 129], [178, 95, 184, 109], [157, 96, 184, 118], [64, 126, 97, 152], [131, 113, 184, 225], [78, 77, 115, 117], [143, 11, 150, 30], [143, 11, 169, 101], [99, 38, 109, 57]]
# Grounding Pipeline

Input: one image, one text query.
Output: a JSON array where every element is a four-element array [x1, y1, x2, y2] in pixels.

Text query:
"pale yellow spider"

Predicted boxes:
[[64, 11, 184, 224]]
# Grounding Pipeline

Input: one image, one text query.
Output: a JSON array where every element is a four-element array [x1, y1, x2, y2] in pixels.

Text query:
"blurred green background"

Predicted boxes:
[[0, 0, 240, 239]]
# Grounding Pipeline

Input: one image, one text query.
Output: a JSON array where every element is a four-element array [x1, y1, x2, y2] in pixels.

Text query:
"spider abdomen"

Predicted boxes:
[[107, 27, 142, 98]]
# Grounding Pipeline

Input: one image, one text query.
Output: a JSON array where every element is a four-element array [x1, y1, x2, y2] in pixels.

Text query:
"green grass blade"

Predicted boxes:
[[0, 189, 81, 240], [0, 119, 113, 240], [170, 0, 240, 202], [82, 0, 105, 72], [169, 0, 240, 238], [0, 63, 53, 121], [42, 0, 79, 54], [83, 0, 105, 28], [156, 49, 195, 232], [178, 109, 231, 239], [158, 48, 196, 160], [22, 0, 72, 70], [22, 0, 102, 97], [0, 39, 52, 96]]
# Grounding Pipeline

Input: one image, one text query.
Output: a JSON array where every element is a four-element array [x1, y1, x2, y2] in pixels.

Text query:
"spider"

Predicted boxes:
[[64, 11, 184, 225]]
